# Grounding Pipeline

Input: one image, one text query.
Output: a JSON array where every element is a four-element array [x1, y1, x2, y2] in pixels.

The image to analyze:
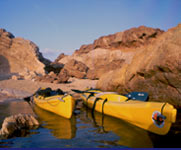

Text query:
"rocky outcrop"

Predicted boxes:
[[97, 24, 181, 107], [54, 53, 67, 63], [56, 26, 164, 80], [35, 59, 88, 83], [58, 48, 138, 80], [74, 26, 164, 55], [35, 70, 69, 83], [0, 29, 50, 79], [0, 114, 39, 139], [62, 59, 89, 79]]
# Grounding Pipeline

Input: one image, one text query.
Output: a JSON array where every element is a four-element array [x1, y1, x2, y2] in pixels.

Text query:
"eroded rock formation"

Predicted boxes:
[[97, 24, 181, 107], [0, 29, 50, 80], [56, 26, 164, 80], [74, 26, 164, 55], [35, 59, 88, 83]]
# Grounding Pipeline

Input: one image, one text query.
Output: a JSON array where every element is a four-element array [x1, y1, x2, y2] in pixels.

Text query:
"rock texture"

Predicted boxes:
[[62, 59, 89, 79], [73, 26, 164, 55], [56, 26, 164, 79], [0, 29, 50, 79], [0, 114, 39, 139], [35, 69, 70, 83], [35, 59, 88, 82], [57, 48, 138, 79], [86, 59, 125, 80], [97, 24, 181, 107], [54, 53, 67, 63]]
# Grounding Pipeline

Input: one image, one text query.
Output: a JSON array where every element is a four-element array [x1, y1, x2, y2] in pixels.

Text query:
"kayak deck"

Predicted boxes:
[[34, 94, 75, 119], [80, 89, 177, 135]]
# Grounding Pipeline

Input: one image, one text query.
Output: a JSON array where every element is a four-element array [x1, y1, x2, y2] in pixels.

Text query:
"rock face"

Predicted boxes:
[[86, 59, 125, 80], [57, 26, 164, 80], [0, 29, 50, 79], [97, 24, 181, 107], [0, 114, 39, 139], [74, 26, 164, 55], [62, 59, 89, 79], [58, 48, 139, 79]]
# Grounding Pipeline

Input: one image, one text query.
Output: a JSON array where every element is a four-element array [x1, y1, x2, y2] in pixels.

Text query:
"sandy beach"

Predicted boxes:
[[0, 78, 98, 102]]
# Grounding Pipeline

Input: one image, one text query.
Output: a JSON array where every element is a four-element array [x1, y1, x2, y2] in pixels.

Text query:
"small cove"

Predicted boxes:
[[0, 99, 181, 148]]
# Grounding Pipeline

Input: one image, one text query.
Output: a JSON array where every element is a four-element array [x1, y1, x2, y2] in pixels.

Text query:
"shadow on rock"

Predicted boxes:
[[0, 55, 11, 80]]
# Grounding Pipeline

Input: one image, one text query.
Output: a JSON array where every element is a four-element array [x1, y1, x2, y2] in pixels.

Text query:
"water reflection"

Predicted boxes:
[[1, 100, 180, 148], [33, 105, 76, 139], [0, 100, 35, 127], [85, 108, 153, 148], [8, 101, 35, 115]]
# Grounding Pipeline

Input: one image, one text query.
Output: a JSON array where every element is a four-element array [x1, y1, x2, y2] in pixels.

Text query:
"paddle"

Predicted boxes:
[[71, 89, 98, 94], [72, 89, 149, 101], [124, 92, 149, 101]]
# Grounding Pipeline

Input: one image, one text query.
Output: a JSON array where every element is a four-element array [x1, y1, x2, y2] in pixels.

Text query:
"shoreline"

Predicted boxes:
[[0, 78, 98, 102]]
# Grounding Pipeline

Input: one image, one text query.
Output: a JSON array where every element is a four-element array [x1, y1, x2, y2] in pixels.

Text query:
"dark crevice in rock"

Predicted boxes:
[[128, 74, 135, 81]]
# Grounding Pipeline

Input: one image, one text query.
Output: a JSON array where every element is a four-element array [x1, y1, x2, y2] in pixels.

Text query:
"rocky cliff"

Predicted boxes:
[[73, 26, 163, 55], [0, 29, 50, 79], [56, 26, 164, 79], [97, 24, 181, 107]]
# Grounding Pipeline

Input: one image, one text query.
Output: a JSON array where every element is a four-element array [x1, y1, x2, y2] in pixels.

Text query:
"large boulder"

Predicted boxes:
[[35, 70, 69, 83], [0, 114, 39, 139], [62, 59, 89, 79], [0, 29, 50, 79], [97, 24, 181, 107]]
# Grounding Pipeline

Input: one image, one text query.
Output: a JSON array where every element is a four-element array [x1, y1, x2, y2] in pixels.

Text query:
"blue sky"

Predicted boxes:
[[0, 0, 180, 61]]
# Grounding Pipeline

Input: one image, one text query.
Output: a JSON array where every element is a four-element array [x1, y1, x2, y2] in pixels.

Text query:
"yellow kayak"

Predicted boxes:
[[85, 109, 154, 148], [33, 105, 76, 139], [78, 89, 177, 135], [33, 88, 75, 119]]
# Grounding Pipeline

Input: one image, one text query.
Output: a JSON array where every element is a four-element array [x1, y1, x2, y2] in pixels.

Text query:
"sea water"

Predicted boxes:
[[0, 99, 180, 148]]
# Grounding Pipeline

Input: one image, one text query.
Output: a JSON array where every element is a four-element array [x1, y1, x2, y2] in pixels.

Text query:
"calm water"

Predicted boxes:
[[0, 99, 181, 148]]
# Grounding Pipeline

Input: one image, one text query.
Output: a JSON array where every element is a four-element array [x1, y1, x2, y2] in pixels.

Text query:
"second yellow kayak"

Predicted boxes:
[[79, 89, 177, 135]]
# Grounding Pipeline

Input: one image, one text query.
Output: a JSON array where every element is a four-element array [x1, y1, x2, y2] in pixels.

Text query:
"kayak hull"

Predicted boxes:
[[81, 89, 177, 135], [33, 105, 76, 139], [33, 94, 75, 119]]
